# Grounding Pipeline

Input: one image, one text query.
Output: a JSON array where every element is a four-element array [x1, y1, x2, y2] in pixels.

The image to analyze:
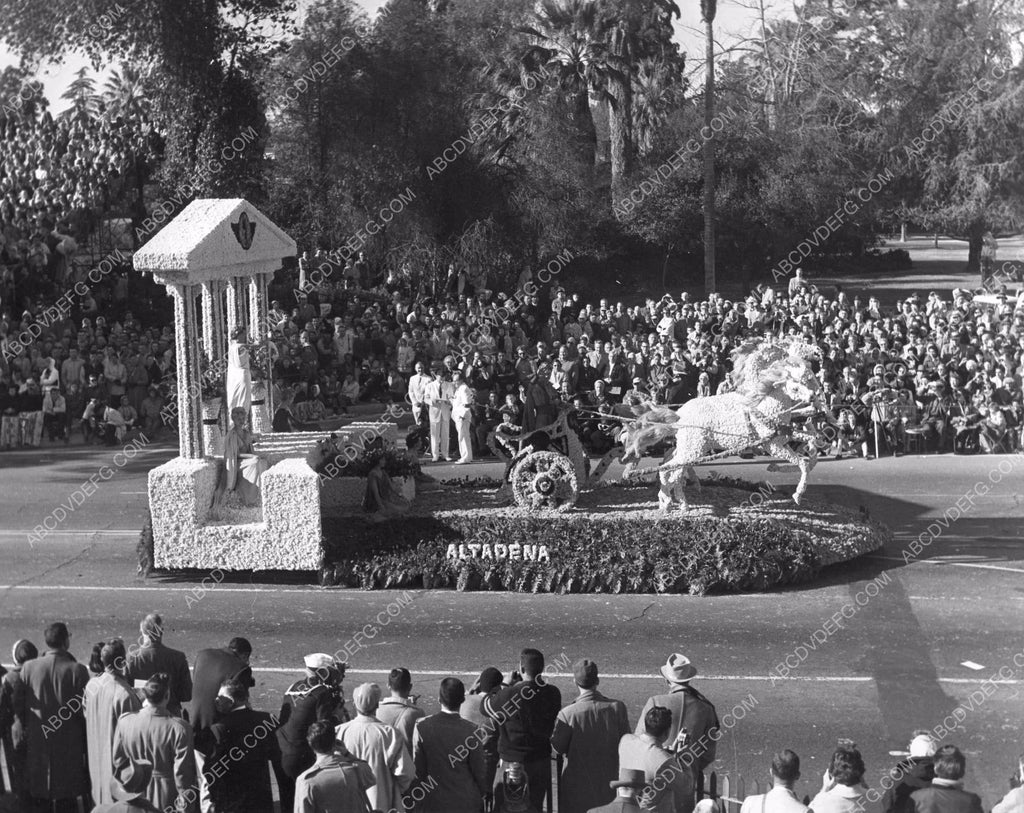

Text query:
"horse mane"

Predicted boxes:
[[620, 405, 681, 459], [731, 338, 818, 399]]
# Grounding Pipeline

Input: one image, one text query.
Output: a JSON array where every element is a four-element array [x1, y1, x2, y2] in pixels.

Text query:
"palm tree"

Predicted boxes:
[[701, 0, 717, 293], [600, 0, 680, 207], [518, 0, 607, 167], [102, 63, 152, 120], [632, 55, 685, 157]]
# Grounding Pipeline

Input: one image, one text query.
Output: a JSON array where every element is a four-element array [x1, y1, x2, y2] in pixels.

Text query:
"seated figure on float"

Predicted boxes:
[[215, 406, 269, 510], [363, 453, 410, 521]]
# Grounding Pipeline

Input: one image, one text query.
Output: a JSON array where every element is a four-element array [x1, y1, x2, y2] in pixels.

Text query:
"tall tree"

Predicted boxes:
[[0, 0, 296, 198], [700, 0, 717, 293]]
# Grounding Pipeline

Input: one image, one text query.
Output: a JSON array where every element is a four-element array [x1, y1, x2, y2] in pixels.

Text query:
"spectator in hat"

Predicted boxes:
[[111, 673, 197, 813], [740, 750, 808, 813], [84, 639, 143, 806], [92, 759, 159, 812], [336, 682, 414, 813], [620, 706, 694, 813], [587, 768, 648, 813], [125, 612, 193, 717], [635, 654, 719, 779], [551, 658, 631, 813], [294, 721, 376, 812], [16, 621, 92, 812], [910, 746, 982, 813], [277, 652, 350, 806], [377, 667, 425, 747], [411, 677, 488, 812], [459, 666, 504, 792], [881, 732, 937, 813]]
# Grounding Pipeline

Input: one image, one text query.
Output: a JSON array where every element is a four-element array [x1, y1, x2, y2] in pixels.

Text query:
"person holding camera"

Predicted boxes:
[[483, 648, 562, 812], [276, 653, 350, 811]]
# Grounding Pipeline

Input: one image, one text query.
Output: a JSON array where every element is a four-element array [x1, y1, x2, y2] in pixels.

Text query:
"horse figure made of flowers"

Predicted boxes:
[[620, 338, 824, 512]]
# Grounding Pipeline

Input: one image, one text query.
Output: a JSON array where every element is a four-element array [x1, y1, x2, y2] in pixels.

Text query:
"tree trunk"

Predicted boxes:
[[966, 228, 984, 273], [572, 90, 597, 168], [900, 222, 906, 242], [703, 18, 716, 295], [608, 76, 634, 206]]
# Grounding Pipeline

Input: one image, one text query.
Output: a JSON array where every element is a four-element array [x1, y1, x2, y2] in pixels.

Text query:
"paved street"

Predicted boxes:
[[0, 441, 1022, 807]]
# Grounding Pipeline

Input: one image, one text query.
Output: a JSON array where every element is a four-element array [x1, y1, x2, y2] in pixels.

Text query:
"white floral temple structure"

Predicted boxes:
[[137, 199, 322, 570]]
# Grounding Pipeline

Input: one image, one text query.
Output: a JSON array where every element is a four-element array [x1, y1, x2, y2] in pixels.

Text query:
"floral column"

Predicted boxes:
[[248, 272, 272, 433], [170, 283, 202, 459], [200, 281, 216, 363]]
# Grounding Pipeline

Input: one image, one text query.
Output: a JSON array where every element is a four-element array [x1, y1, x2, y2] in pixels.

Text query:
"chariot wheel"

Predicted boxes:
[[510, 450, 579, 512]]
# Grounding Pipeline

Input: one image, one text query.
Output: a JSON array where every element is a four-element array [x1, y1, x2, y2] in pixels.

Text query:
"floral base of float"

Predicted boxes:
[[147, 456, 321, 571]]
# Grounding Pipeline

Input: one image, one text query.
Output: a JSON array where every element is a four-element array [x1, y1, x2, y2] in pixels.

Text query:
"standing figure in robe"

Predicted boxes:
[[226, 327, 252, 419]]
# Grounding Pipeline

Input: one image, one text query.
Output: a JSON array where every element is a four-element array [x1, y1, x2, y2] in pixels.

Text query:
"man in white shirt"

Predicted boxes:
[[426, 373, 453, 462], [450, 370, 475, 464], [407, 362, 432, 433], [336, 683, 414, 813], [740, 750, 809, 813]]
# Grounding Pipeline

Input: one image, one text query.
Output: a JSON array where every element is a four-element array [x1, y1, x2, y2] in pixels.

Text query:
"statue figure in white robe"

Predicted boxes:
[[226, 327, 252, 418]]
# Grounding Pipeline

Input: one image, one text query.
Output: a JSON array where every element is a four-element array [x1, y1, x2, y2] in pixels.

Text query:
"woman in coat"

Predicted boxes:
[[85, 640, 143, 806]]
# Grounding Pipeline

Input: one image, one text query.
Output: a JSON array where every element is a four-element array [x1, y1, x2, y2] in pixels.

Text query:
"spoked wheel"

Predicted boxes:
[[510, 451, 579, 512]]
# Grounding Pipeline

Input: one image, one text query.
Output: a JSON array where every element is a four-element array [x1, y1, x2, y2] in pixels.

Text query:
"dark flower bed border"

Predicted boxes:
[[319, 479, 891, 595]]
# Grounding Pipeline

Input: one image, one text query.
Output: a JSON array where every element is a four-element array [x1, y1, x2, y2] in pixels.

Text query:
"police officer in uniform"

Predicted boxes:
[[276, 654, 350, 810], [294, 721, 376, 812]]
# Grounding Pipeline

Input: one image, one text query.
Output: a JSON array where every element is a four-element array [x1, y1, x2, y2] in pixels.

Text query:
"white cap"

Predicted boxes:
[[304, 653, 336, 671], [909, 734, 937, 758]]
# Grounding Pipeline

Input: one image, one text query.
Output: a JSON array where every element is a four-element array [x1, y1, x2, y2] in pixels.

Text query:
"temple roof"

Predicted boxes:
[[133, 199, 296, 285]]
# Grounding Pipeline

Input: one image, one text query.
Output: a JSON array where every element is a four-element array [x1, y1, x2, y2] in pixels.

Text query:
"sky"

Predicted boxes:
[[0, 0, 769, 113]]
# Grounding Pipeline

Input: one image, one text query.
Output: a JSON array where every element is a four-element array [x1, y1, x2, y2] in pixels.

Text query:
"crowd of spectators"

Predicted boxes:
[[3, 618, 1019, 813], [261, 261, 1024, 461], [3, 248, 1023, 458]]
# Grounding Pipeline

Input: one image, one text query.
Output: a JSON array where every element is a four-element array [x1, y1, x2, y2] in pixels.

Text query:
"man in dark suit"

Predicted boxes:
[[551, 659, 631, 813], [484, 648, 562, 812], [635, 654, 719, 781], [124, 613, 192, 717], [206, 679, 281, 813], [910, 746, 983, 813], [16, 622, 91, 813], [587, 768, 646, 813], [412, 678, 488, 813], [189, 637, 254, 811]]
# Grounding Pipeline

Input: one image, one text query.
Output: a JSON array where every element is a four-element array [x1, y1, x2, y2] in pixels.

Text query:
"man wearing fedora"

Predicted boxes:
[[551, 659, 631, 813], [636, 654, 719, 780], [587, 768, 647, 813], [92, 759, 159, 812]]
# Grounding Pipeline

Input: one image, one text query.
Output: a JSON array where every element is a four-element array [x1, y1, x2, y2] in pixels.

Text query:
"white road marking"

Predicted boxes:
[[925, 561, 1024, 574], [961, 661, 985, 670], [0, 530, 138, 537], [244, 668, 1024, 685]]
